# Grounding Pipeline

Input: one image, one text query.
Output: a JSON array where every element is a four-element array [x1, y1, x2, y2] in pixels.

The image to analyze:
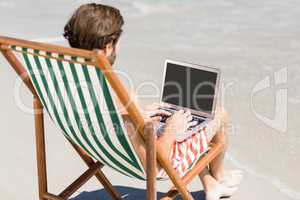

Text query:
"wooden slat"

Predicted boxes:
[[69, 140, 122, 200], [0, 46, 37, 95], [34, 97, 48, 200], [0, 35, 95, 59], [145, 122, 157, 200], [10, 48, 96, 66], [59, 162, 102, 199], [181, 143, 224, 184], [43, 193, 65, 200]]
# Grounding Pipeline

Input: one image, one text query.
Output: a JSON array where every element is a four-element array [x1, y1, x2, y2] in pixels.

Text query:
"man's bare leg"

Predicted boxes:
[[199, 167, 238, 200], [199, 167, 219, 191], [207, 107, 244, 185], [198, 107, 243, 199], [209, 107, 229, 180]]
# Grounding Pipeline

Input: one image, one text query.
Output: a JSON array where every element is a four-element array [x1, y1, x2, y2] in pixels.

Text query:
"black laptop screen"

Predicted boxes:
[[162, 62, 218, 115]]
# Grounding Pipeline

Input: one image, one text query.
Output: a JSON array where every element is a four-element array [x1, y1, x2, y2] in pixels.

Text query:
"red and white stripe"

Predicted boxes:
[[158, 127, 209, 178]]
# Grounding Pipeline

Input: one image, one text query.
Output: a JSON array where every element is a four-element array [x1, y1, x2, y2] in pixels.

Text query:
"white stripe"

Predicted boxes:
[[27, 48, 34, 54], [36, 55, 92, 150], [72, 62, 144, 178], [187, 142, 195, 162], [194, 135, 200, 156], [39, 50, 46, 56], [40, 56, 97, 160], [64, 61, 135, 177], [16, 48, 145, 178], [24, 53, 71, 141], [61, 59, 119, 169], [180, 142, 189, 170], [106, 81, 146, 175], [15, 46, 22, 51], [51, 53, 59, 59], [77, 57, 85, 63], [87, 66, 131, 159], [202, 130, 208, 150]]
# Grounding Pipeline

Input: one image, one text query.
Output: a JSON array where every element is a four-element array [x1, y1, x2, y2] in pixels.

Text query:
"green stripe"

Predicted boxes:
[[37, 51, 107, 163], [68, 58, 144, 179], [82, 66, 141, 171], [56, 55, 134, 177], [51, 54, 115, 168], [95, 68, 143, 172], [30, 50, 69, 135], [20, 48, 52, 120], [18, 48, 145, 179]]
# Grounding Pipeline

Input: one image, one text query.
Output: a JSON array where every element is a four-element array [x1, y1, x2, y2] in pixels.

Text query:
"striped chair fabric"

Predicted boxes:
[[11, 45, 209, 181], [11, 45, 147, 180]]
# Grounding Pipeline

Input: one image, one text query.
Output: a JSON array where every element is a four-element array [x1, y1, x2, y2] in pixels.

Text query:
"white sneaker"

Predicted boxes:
[[206, 183, 238, 200], [219, 170, 244, 187]]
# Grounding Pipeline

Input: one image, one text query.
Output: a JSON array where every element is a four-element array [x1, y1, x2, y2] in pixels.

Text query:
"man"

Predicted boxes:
[[63, 3, 243, 200]]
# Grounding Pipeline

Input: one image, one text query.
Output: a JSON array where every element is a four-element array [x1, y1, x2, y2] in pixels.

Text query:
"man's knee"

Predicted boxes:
[[215, 106, 229, 129], [206, 106, 229, 142], [211, 106, 228, 146]]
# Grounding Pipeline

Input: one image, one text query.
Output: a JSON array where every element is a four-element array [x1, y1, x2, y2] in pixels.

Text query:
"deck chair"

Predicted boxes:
[[0, 35, 224, 200]]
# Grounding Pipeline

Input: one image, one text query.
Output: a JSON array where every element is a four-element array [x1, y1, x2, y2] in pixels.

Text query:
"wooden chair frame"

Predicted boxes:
[[0, 36, 224, 200]]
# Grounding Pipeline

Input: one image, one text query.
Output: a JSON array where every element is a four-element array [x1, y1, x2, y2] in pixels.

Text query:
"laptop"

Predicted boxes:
[[158, 59, 220, 140]]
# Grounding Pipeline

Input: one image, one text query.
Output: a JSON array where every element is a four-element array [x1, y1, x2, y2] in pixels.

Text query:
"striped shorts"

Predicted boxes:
[[157, 126, 209, 178]]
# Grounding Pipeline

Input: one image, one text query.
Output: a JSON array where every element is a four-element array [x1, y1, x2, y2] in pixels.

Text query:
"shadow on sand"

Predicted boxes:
[[71, 186, 206, 200]]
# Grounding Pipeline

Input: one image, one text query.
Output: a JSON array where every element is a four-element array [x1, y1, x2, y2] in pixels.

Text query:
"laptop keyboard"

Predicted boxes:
[[159, 108, 206, 128], [190, 116, 206, 128]]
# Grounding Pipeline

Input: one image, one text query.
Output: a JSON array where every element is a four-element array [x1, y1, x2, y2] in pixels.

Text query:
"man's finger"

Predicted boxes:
[[155, 109, 172, 116], [186, 110, 192, 116], [183, 110, 190, 118], [178, 109, 184, 114], [148, 109, 171, 117], [146, 110, 156, 117], [187, 115, 193, 122], [188, 120, 198, 127], [159, 102, 172, 108], [150, 116, 162, 122]]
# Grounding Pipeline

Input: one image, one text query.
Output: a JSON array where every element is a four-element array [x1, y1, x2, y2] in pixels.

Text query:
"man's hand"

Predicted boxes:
[[164, 109, 197, 135], [143, 102, 172, 123]]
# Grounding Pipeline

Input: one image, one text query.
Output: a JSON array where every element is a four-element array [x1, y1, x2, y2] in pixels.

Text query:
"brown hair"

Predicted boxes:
[[63, 3, 124, 50]]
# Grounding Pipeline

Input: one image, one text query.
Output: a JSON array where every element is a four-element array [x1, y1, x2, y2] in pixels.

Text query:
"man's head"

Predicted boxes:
[[63, 3, 124, 65]]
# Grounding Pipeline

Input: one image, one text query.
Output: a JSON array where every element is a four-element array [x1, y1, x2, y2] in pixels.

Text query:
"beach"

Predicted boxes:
[[0, 0, 299, 199]]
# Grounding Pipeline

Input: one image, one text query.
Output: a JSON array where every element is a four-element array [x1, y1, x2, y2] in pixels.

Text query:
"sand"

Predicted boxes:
[[0, 0, 299, 199]]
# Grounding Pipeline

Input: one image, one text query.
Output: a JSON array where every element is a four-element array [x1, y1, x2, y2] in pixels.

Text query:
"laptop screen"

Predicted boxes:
[[162, 61, 218, 115]]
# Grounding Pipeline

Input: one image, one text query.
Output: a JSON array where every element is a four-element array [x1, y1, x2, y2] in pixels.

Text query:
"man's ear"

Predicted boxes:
[[103, 42, 114, 57]]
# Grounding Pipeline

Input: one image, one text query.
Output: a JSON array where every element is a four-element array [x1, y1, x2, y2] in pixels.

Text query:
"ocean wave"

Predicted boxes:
[[124, 0, 200, 16], [0, 1, 15, 9]]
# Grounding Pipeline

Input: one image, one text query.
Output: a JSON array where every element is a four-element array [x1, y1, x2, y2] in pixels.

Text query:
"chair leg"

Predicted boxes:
[[160, 173, 193, 200], [69, 139, 122, 200], [157, 153, 194, 200], [33, 96, 121, 200], [161, 188, 193, 200], [33, 97, 48, 200], [145, 122, 157, 200], [160, 188, 178, 200], [59, 162, 102, 199]]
